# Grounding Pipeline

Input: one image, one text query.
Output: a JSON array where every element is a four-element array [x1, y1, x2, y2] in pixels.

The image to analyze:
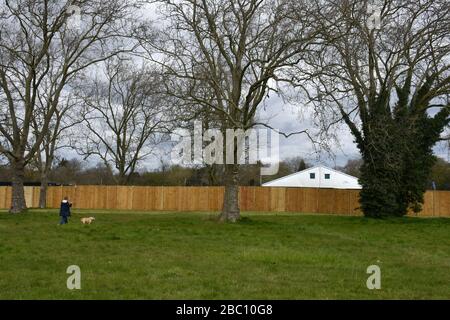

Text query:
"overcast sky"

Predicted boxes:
[[62, 92, 448, 173], [257, 94, 449, 168], [53, 3, 449, 173]]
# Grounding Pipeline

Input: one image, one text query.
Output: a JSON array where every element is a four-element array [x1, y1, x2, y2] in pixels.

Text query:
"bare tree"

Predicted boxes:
[[30, 92, 82, 208], [73, 58, 168, 185], [0, 0, 138, 213], [292, 0, 450, 217], [284, 156, 310, 172], [337, 158, 363, 178], [138, 0, 319, 222]]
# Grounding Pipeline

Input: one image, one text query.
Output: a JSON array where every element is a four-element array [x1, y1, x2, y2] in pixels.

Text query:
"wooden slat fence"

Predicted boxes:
[[0, 186, 449, 217]]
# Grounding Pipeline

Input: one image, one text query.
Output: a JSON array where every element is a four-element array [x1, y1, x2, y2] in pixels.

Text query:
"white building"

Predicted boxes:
[[262, 165, 362, 189]]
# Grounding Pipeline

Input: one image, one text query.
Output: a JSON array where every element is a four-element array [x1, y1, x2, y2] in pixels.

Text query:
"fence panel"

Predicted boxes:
[[0, 185, 449, 217]]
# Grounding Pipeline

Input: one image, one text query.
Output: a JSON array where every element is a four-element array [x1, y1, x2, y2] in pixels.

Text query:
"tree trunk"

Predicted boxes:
[[118, 172, 128, 186], [219, 164, 240, 222], [39, 173, 48, 209], [9, 158, 27, 214]]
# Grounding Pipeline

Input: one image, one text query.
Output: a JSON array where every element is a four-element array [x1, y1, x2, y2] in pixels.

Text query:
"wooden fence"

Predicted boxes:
[[0, 186, 449, 217]]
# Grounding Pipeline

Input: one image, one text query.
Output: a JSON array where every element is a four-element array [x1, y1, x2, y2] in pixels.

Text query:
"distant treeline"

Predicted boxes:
[[1, 156, 448, 190]]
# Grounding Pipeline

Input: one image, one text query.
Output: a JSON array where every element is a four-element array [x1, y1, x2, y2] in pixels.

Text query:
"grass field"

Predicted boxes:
[[0, 209, 449, 299]]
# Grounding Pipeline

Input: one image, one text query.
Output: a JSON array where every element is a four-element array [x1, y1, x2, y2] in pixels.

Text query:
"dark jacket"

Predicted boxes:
[[59, 201, 72, 217]]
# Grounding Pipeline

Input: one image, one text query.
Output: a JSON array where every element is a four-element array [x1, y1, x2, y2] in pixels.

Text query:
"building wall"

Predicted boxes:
[[263, 166, 362, 189]]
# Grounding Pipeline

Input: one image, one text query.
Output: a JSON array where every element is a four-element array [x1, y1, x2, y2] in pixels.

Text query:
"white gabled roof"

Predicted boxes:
[[262, 165, 362, 189]]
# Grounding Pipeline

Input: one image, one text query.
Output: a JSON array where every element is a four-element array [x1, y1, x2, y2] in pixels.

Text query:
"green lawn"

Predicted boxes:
[[0, 209, 449, 299]]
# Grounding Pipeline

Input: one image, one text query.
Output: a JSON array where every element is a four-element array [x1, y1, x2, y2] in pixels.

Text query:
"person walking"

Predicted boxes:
[[59, 197, 72, 225]]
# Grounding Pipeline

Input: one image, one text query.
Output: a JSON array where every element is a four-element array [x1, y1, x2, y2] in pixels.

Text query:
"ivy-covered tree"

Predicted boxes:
[[294, 0, 450, 217]]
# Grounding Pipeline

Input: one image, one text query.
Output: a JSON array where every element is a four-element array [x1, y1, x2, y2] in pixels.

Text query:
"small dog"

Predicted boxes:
[[81, 217, 96, 225]]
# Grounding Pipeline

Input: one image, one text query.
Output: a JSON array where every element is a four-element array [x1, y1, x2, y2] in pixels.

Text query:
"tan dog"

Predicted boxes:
[[81, 217, 96, 225]]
